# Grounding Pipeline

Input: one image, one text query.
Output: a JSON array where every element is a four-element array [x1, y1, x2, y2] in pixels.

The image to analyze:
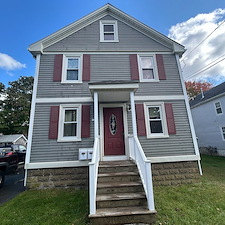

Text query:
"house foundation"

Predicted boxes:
[[152, 161, 200, 186], [26, 161, 200, 190], [26, 167, 88, 189]]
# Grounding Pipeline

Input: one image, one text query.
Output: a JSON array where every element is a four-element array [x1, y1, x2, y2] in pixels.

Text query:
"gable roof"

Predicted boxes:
[[29, 4, 185, 57], [190, 81, 225, 108], [0, 134, 27, 144]]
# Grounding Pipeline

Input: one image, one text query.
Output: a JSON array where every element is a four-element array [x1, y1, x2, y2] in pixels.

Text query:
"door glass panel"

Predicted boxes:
[[109, 114, 117, 135]]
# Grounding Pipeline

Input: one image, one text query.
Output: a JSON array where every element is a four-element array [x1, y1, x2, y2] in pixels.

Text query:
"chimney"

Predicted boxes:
[[200, 88, 204, 99]]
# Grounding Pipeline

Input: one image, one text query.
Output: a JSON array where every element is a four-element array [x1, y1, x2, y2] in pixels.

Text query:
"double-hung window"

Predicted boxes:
[[138, 55, 158, 82], [62, 55, 82, 83], [215, 101, 223, 114], [144, 103, 168, 138], [100, 20, 118, 42], [221, 127, 225, 140], [58, 105, 81, 141]]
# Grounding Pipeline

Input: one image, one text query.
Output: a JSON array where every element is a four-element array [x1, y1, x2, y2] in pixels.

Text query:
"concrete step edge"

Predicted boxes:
[[96, 192, 146, 201], [98, 171, 139, 177], [89, 207, 157, 218], [97, 181, 142, 188]]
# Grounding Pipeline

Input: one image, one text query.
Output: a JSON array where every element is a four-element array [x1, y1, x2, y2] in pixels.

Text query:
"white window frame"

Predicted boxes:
[[214, 101, 223, 115], [62, 54, 82, 83], [100, 20, 119, 42], [144, 102, 169, 138], [58, 104, 81, 142], [138, 54, 159, 82], [221, 126, 225, 141]]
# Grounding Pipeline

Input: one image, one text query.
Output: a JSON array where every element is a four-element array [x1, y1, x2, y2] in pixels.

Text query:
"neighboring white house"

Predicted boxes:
[[0, 134, 27, 147], [190, 82, 225, 156]]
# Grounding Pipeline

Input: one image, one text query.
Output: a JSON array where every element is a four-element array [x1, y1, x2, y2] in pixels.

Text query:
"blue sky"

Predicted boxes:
[[1, 0, 225, 86]]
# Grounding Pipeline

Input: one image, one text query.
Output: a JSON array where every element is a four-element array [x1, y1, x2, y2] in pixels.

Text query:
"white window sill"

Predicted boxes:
[[146, 134, 169, 139], [99, 40, 119, 43], [57, 138, 82, 142], [140, 79, 160, 83], [61, 81, 83, 84]]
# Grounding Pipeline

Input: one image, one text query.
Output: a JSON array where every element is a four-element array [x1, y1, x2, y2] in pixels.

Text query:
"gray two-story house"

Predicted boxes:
[[26, 4, 201, 224], [190, 82, 225, 157]]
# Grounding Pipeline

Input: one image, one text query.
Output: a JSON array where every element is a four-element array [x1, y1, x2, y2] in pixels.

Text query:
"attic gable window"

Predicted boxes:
[[62, 55, 82, 83], [100, 20, 119, 42], [138, 55, 159, 82]]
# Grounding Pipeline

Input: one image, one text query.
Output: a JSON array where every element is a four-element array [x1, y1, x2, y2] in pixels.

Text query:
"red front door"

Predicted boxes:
[[103, 107, 125, 156]]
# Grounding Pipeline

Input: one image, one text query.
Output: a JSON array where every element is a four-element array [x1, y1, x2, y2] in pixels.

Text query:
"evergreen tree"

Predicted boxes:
[[0, 76, 33, 135]]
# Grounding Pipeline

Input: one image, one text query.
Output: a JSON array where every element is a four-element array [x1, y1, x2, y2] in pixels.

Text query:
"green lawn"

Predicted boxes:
[[0, 155, 224, 225], [155, 155, 225, 225]]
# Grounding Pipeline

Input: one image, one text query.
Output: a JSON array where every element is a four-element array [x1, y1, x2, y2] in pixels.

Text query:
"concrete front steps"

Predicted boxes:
[[89, 160, 156, 225]]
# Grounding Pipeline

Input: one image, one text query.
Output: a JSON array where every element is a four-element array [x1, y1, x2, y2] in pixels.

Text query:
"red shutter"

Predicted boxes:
[[49, 106, 60, 139], [165, 103, 176, 134], [81, 105, 91, 138], [135, 104, 146, 136], [156, 54, 166, 80], [53, 54, 63, 82], [130, 54, 139, 80], [82, 54, 90, 81]]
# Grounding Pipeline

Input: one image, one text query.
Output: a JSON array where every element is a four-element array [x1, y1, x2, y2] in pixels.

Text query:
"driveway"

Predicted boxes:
[[0, 164, 25, 205]]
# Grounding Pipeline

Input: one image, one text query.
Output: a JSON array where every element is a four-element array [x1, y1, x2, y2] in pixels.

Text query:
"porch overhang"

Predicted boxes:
[[89, 81, 139, 102]]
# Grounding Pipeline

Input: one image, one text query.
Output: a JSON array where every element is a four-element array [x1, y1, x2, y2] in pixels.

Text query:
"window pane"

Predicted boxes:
[[150, 121, 163, 133], [215, 102, 220, 108], [67, 70, 78, 80], [217, 108, 222, 114], [149, 107, 161, 119], [64, 123, 77, 137], [104, 33, 114, 40], [141, 57, 153, 68], [104, 25, 114, 32], [222, 127, 225, 132], [143, 69, 154, 79], [68, 59, 78, 69], [65, 110, 77, 122]]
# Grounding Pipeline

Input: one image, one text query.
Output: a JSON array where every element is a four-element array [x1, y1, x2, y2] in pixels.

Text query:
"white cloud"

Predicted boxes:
[[168, 8, 225, 84], [0, 53, 26, 71]]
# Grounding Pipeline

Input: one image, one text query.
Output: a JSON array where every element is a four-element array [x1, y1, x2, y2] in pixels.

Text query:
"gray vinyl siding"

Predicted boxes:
[[44, 15, 172, 53], [37, 54, 183, 98], [37, 54, 92, 98], [91, 54, 131, 81], [30, 103, 94, 163], [128, 100, 195, 157], [135, 54, 183, 96]]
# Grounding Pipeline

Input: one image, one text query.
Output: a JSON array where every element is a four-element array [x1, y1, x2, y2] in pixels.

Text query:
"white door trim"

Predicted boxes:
[[100, 103, 129, 161]]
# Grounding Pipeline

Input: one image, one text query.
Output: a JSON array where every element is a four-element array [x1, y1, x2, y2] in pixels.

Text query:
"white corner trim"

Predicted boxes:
[[134, 95, 185, 101], [148, 155, 200, 163], [36, 97, 93, 103], [175, 55, 201, 158], [25, 160, 89, 169], [24, 54, 41, 186]]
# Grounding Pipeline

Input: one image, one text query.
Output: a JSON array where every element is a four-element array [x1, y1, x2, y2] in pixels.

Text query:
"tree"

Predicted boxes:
[[0, 82, 5, 93], [185, 81, 213, 100], [0, 76, 34, 135]]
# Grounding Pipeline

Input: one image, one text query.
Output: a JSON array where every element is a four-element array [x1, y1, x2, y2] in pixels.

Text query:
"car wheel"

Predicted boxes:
[[0, 171, 5, 188]]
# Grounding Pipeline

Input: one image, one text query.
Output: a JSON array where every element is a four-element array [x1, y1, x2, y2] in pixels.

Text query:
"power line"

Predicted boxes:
[[185, 55, 225, 80], [181, 20, 225, 61]]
